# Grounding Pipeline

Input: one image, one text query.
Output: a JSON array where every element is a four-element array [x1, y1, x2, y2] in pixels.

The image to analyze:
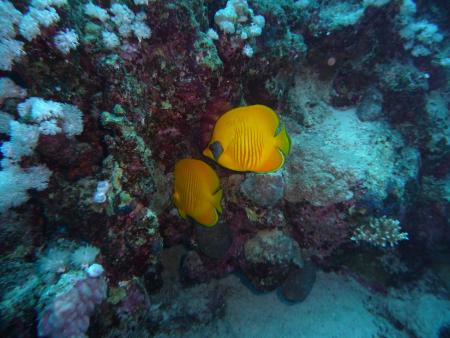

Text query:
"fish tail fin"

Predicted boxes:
[[212, 188, 223, 214], [178, 209, 187, 219], [276, 126, 291, 156]]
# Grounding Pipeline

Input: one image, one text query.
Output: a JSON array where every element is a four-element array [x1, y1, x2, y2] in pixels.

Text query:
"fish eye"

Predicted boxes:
[[209, 141, 223, 161]]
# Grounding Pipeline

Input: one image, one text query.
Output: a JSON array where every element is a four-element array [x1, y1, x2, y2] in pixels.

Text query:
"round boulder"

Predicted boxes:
[[241, 229, 303, 291], [240, 172, 284, 207], [281, 261, 317, 302]]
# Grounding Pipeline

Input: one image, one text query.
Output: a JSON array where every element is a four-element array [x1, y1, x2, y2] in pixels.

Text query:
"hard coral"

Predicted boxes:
[[351, 216, 408, 248]]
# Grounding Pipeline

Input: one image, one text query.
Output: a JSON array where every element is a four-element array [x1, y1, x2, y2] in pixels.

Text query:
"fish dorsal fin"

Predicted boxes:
[[216, 105, 279, 133], [245, 105, 279, 133]]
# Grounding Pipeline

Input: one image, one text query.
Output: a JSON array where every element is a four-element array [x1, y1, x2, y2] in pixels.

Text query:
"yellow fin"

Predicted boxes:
[[203, 147, 213, 160], [197, 208, 219, 227], [256, 148, 285, 173], [212, 188, 223, 214], [178, 208, 187, 219], [276, 126, 291, 156], [251, 105, 280, 130]]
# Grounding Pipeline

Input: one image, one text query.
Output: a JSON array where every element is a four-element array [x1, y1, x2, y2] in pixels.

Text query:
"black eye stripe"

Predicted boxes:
[[209, 141, 223, 161]]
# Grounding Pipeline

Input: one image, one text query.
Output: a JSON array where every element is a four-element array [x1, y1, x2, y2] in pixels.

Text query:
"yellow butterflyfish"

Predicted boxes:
[[203, 105, 291, 173], [173, 158, 223, 227]]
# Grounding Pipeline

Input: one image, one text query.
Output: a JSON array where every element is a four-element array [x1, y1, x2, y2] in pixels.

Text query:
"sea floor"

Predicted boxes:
[[153, 248, 450, 338]]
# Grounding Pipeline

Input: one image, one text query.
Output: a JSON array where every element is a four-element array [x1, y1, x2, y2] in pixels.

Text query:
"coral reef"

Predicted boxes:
[[283, 107, 419, 207], [0, 0, 449, 336]]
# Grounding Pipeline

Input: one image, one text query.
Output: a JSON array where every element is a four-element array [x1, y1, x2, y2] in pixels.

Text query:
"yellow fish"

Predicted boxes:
[[173, 158, 223, 227], [203, 105, 291, 172]]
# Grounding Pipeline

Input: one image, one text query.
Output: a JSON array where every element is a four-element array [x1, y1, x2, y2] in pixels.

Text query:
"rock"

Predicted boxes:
[[286, 203, 350, 259], [148, 246, 225, 332], [376, 61, 429, 93], [284, 109, 420, 207], [281, 261, 317, 302], [240, 172, 284, 207], [356, 87, 383, 121], [241, 229, 303, 291], [143, 262, 163, 293], [194, 222, 232, 260], [180, 251, 210, 285], [439, 324, 450, 338]]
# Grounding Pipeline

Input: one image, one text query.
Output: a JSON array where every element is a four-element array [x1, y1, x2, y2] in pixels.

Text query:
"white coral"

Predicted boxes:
[[213, 0, 264, 55], [71, 246, 100, 268], [54, 28, 79, 54], [84, 2, 109, 22], [19, 7, 60, 41], [0, 0, 22, 39], [351, 216, 409, 248], [0, 77, 27, 105], [37, 248, 71, 275], [0, 38, 25, 71], [132, 20, 151, 41], [17, 98, 83, 137], [61, 103, 83, 137], [102, 31, 120, 49], [0, 120, 40, 161], [0, 164, 52, 213]]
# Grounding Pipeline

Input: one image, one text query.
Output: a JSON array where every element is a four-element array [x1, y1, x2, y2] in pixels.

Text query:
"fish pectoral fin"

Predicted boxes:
[[256, 148, 285, 173], [212, 188, 223, 214], [196, 208, 219, 227]]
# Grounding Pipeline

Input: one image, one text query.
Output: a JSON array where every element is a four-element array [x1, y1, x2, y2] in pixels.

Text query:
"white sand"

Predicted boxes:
[[157, 271, 405, 338]]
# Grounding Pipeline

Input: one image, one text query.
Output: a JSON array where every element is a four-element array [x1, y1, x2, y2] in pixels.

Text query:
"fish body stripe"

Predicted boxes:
[[184, 167, 196, 211], [232, 122, 263, 170]]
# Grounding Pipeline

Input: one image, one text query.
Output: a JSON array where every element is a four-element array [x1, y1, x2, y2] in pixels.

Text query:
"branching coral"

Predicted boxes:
[[351, 216, 409, 248], [212, 0, 265, 57]]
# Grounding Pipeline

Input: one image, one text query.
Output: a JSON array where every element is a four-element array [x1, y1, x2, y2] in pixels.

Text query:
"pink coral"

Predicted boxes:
[[38, 275, 107, 338]]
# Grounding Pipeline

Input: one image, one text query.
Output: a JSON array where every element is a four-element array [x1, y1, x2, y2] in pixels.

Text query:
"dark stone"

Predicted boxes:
[[281, 261, 317, 303], [240, 173, 284, 207], [194, 221, 232, 260], [356, 87, 383, 121], [439, 324, 450, 338], [143, 262, 163, 293], [240, 229, 303, 291], [180, 251, 210, 285]]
